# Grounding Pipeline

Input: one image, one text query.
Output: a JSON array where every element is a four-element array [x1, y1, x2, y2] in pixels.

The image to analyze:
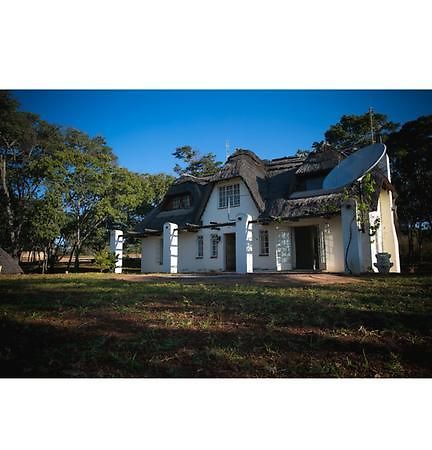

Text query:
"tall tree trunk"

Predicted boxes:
[[41, 249, 47, 274], [0, 156, 18, 257], [407, 225, 414, 270], [74, 244, 81, 272], [47, 242, 56, 273], [74, 209, 81, 272], [66, 243, 76, 271], [417, 227, 423, 263]]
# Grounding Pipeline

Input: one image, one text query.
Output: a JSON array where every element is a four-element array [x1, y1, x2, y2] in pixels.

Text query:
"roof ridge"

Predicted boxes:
[[267, 155, 306, 162]]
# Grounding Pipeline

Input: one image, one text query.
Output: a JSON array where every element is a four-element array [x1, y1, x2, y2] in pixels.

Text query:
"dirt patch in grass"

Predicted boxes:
[[0, 273, 431, 377], [116, 272, 364, 287]]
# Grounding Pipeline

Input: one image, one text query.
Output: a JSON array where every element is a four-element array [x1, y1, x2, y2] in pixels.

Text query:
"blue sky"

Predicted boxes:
[[12, 90, 432, 175]]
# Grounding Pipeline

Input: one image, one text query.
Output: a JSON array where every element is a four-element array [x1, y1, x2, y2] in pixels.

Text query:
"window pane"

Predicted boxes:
[[211, 234, 218, 258], [196, 236, 203, 258], [219, 183, 240, 208], [259, 230, 269, 256]]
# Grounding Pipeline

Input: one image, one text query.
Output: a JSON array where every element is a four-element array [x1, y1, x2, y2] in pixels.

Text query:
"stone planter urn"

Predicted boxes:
[[374, 252, 393, 274]]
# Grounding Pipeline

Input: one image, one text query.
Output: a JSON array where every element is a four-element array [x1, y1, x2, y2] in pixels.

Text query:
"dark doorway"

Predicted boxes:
[[295, 226, 319, 270], [225, 233, 236, 271]]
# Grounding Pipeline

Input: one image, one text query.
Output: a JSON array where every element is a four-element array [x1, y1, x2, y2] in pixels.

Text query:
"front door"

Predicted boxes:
[[225, 233, 236, 271], [294, 226, 319, 270]]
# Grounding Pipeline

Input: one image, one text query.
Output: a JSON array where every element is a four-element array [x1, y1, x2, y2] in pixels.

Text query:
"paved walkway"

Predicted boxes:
[[116, 272, 364, 287]]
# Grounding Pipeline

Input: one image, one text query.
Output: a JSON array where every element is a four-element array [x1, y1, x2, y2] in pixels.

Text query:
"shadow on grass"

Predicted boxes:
[[1, 274, 431, 377], [1, 276, 431, 334], [2, 313, 431, 378]]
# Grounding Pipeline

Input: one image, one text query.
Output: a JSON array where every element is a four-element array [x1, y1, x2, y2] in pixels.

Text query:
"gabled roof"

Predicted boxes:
[[136, 147, 394, 233], [209, 149, 268, 212]]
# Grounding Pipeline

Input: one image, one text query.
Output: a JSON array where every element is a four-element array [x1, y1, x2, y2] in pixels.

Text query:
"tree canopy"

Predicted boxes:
[[323, 111, 399, 150], [172, 145, 222, 177], [386, 115, 432, 262], [0, 91, 174, 271], [0, 91, 63, 257]]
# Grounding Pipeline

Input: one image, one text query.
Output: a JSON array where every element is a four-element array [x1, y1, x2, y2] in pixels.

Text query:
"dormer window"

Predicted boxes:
[[305, 176, 325, 190], [218, 183, 240, 208], [296, 175, 325, 192], [164, 194, 191, 210]]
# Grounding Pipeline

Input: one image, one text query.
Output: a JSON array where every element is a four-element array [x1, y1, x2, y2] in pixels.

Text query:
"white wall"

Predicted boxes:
[[341, 200, 369, 274], [141, 176, 348, 273], [141, 236, 163, 273], [141, 215, 347, 273], [252, 224, 278, 271], [180, 178, 260, 272], [323, 215, 345, 272], [251, 217, 345, 273], [178, 230, 222, 272], [340, 187, 402, 274], [201, 177, 260, 225], [373, 189, 401, 272]]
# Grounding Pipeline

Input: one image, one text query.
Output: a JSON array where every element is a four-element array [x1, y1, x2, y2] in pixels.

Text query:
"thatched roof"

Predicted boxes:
[[137, 147, 394, 233], [295, 147, 342, 176], [209, 149, 268, 211], [0, 248, 23, 274], [266, 192, 345, 219], [137, 179, 213, 233]]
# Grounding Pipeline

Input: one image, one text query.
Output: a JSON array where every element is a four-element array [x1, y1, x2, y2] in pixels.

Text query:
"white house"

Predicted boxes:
[[111, 148, 400, 275]]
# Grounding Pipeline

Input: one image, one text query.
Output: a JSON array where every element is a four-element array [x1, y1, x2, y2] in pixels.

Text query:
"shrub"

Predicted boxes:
[[94, 248, 118, 272]]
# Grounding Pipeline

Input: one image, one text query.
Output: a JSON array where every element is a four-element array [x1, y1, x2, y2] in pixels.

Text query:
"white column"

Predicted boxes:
[[235, 213, 253, 273], [163, 222, 178, 274], [140, 238, 146, 273], [109, 229, 123, 274], [388, 191, 401, 273], [369, 210, 380, 273]]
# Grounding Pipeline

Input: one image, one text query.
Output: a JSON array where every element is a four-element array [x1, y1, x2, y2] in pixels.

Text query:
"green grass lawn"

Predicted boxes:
[[0, 273, 431, 377]]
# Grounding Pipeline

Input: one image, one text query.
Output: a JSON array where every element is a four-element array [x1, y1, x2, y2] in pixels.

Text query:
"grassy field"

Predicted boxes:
[[0, 273, 431, 377]]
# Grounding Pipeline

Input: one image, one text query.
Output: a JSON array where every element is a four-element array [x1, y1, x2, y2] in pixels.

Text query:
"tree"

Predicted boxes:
[[0, 91, 63, 258], [139, 173, 174, 209], [324, 111, 399, 150], [104, 169, 173, 237], [386, 115, 432, 265], [172, 145, 222, 177], [50, 130, 173, 271], [51, 128, 118, 271], [1, 92, 176, 272], [20, 194, 67, 273]]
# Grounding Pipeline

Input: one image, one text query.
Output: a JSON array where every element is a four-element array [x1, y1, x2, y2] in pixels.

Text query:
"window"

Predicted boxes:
[[259, 230, 269, 256], [196, 235, 203, 258], [218, 183, 240, 208], [165, 194, 191, 210], [157, 238, 163, 265], [296, 175, 325, 191], [305, 176, 324, 191], [210, 234, 219, 258]]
